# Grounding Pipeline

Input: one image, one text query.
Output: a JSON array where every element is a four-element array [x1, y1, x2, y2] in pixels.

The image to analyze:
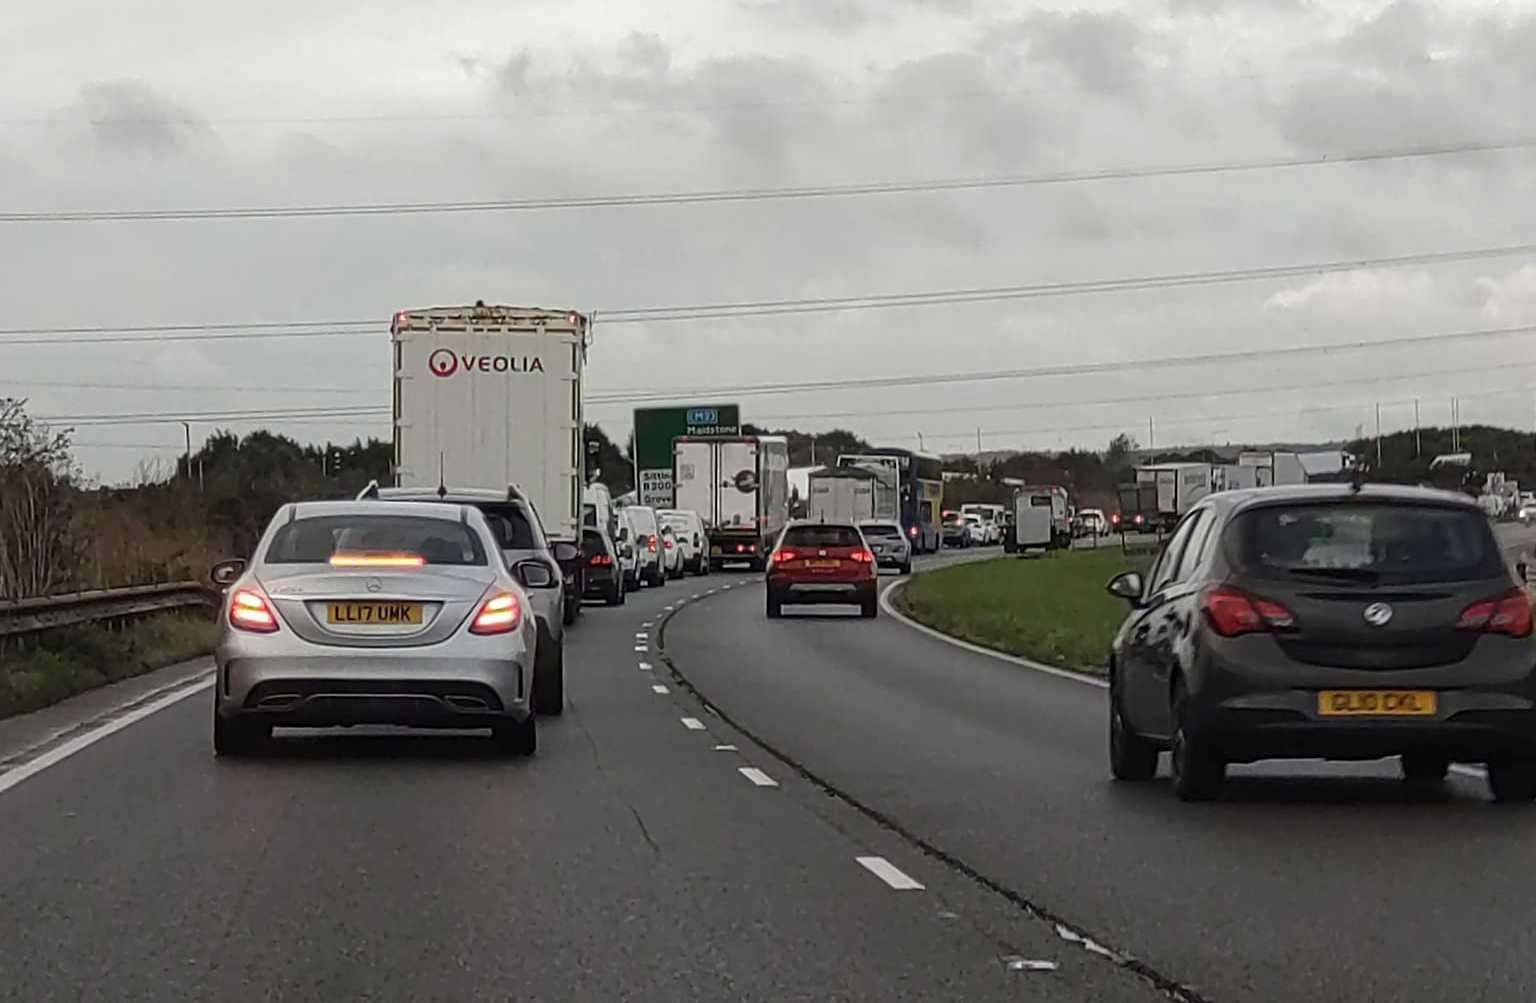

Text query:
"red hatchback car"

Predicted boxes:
[[766, 522, 879, 619]]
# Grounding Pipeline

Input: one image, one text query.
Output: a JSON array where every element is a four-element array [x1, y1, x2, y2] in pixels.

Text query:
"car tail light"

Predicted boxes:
[[849, 549, 874, 564], [1111, 513, 1121, 525], [1202, 585, 1296, 638], [589, 554, 613, 567], [771, 549, 796, 565], [647, 537, 658, 553], [908, 526, 918, 537], [329, 551, 425, 568], [470, 592, 522, 635], [664, 538, 674, 550], [1457, 588, 1533, 638], [229, 588, 279, 633]]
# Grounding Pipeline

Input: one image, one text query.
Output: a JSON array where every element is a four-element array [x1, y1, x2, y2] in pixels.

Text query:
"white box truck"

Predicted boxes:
[[391, 303, 587, 543], [835, 454, 902, 523], [1134, 463, 1213, 533], [673, 435, 790, 570], [806, 466, 878, 524], [1238, 450, 1306, 488]]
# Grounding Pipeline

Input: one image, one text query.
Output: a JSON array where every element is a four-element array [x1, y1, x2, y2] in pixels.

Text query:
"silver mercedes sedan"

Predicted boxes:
[[210, 500, 542, 757]]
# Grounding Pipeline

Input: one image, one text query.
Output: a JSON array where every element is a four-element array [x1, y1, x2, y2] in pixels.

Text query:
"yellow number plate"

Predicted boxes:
[[806, 559, 840, 568], [1317, 690, 1437, 717], [326, 602, 423, 625]]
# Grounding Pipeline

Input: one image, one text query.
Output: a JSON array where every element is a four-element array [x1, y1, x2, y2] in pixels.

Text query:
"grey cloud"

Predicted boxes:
[[738, 0, 868, 32], [66, 81, 214, 158], [1167, 0, 1305, 14], [498, 49, 533, 95], [1014, 10, 1146, 99], [617, 33, 670, 80]]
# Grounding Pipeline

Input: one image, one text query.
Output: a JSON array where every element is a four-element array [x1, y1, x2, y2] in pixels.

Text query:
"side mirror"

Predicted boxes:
[[210, 558, 247, 588], [1106, 571, 1144, 604], [621, 544, 634, 559], [516, 561, 557, 589], [552, 541, 580, 564]]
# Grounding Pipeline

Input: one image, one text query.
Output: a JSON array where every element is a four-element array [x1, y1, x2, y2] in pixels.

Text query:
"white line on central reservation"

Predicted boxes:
[[0, 679, 212, 797], [856, 856, 926, 890], [738, 766, 778, 787]]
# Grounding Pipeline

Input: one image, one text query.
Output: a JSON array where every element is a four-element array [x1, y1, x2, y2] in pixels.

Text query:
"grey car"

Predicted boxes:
[[1106, 484, 1536, 801], [859, 520, 912, 574], [210, 500, 543, 756], [360, 484, 568, 716]]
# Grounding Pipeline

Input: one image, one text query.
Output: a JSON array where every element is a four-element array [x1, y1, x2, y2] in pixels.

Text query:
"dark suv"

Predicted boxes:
[[1106, 484, 1536, 802]]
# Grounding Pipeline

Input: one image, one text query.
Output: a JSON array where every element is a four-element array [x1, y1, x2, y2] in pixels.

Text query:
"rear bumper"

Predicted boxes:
[[216, 653, 533, 727], [583, 567, 620, 595], [769, 578, 876, 604]]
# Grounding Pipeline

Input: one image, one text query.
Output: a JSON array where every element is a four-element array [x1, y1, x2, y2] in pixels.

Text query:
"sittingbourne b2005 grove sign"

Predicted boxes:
[[633, 405, 741, 508]]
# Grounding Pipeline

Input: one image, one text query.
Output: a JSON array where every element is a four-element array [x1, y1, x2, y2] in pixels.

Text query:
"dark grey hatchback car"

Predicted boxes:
[[1106, 484, 1536, 802]]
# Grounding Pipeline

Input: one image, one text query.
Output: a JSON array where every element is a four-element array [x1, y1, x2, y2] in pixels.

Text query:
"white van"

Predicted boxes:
[[621, 505, 667, 588]]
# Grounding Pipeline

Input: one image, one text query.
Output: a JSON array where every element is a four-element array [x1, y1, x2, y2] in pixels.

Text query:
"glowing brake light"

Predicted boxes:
[[1457, 588, 1533, 638], [469, 593, 522, 635], [229, 588, 279, 633], [589, 554, 613, 567], [849, 549, 875, 564], [908, 526, 918, 537], [771, 550, 796, 565], [329, 551, 426, 568], [647, 537, 658, 553], [664, 538, 674, 550]]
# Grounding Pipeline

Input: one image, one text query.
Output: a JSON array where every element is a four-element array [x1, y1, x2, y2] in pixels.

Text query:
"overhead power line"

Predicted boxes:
[[2, 241, 1534, 350], [4, 137, 1533, 223]]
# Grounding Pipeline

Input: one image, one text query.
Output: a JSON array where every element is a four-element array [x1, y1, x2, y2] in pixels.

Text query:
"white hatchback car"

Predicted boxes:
[[659, 509, 710, 576]]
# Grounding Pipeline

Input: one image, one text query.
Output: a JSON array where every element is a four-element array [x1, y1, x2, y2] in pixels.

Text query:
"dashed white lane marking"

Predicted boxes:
[[634, 632, 648, 640], [664, 604, 675, 611], [0, 678, 213, 797], [652, 684, 670, 694], [856, 856, 925, 890], [638, 661, 653, 671], [680, 717, 706, 731], [692, 593, 702, 599], [633, 645, 647, 653], [714, 744, 738, 751], [738, 766, 778, 787], [1451, 764, 1488, 779], [641, 620, 653, 628]]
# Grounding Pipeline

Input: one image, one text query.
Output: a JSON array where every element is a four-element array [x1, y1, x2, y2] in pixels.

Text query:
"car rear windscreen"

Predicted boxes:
[[1229, 503, 1504, 584], [581, 530, 608, 558], [860, 524, 902, 538], [474, 502, 538, 550], [266, 515, 488, 566], [783, 526, 863, 548]]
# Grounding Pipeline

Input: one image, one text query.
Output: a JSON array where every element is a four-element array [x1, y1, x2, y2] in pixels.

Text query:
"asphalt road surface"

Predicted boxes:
[[0, 564, 1160, 1003], [662, 527, 1536, 1003]]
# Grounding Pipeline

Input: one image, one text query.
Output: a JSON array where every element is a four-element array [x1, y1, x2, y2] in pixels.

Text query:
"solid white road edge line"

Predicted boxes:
[[652, 684, 670, 694], [681, 717, 706, 731], [856, 856, 926, 890], [879, 578, 1108, 690], [738, 766, 778, 787], [714, 744, 738, 751], [0, 679, 212, 797]]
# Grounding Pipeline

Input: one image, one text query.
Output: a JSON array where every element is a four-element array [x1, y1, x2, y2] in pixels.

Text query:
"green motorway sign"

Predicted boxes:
[[633, 405, 741, 506]]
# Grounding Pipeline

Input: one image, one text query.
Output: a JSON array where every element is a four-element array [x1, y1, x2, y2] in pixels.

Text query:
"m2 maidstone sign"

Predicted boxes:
[[633, 405, 741, 507]]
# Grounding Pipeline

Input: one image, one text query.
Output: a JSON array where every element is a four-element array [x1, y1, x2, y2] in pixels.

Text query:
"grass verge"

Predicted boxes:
[[0, 612, 218, 720], [893, 550, 1147, 673]]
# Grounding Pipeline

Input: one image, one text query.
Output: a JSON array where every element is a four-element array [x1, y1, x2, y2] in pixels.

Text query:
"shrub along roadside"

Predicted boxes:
[[0, 613, 218, 720], [892, 550, 1148, 672]]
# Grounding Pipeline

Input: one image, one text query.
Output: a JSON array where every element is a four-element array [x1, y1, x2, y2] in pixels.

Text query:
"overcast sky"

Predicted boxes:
[[2, 0, 1534, 482]]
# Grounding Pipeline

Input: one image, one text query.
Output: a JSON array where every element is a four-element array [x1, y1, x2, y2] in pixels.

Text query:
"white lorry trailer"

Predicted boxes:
[[806, 466, 878, 524], [673, 435, 790, 570], [1134, 462, 1214, 533], [1238, 450, 1306, 488]]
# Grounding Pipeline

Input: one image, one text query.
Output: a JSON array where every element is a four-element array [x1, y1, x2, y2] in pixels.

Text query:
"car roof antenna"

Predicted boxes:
[[437, 452, 448, 500]]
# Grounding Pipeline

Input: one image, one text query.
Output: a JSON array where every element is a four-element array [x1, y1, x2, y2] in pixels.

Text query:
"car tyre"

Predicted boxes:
[[1487, 757, 1536, 802], [213, 709, 269, 758], [605, 579, 624, 606], [766, 590, 783, 619], [859, 591, 878, 619], [1169, 681, 1223, 801], [1109, 680, 1158, 781], [899, 561, 912, 576], [562, 596, 579, 626], [1400, 751, 1449, 786], [535, 643, 565, 716], [494, 712, 537, 757]]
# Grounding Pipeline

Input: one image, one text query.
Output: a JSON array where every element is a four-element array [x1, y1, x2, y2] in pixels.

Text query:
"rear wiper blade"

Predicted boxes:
[[1283, 566, 1381, 583]]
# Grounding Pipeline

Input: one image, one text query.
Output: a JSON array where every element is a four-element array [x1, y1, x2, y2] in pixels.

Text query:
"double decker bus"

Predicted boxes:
[[836, 447, 944, 553]]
